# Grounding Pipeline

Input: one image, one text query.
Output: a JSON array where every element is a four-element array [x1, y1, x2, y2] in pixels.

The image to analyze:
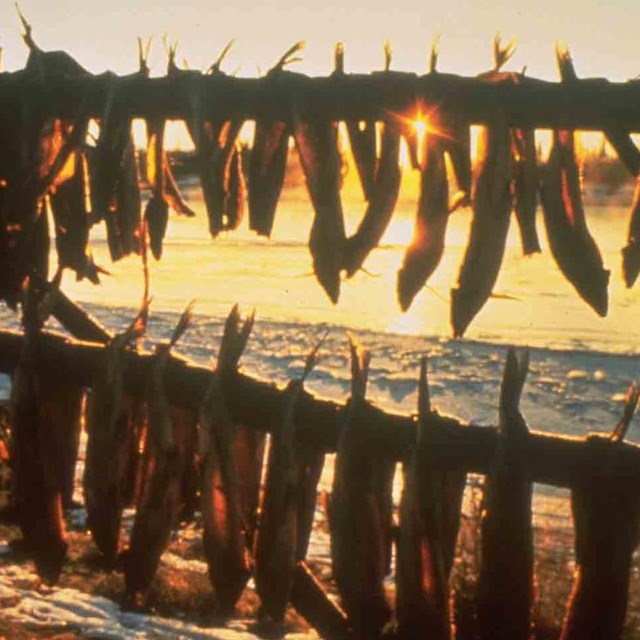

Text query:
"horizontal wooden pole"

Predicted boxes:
[[1, 328, 639, 490], [4, 68, 640, 131]]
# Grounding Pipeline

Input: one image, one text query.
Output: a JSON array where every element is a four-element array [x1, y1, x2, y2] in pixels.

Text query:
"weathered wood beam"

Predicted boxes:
[[3, 69, 640, 131], [1, 328, 638, 489]]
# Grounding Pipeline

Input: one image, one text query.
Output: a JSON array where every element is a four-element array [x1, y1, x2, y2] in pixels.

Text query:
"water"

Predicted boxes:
[[1, 174, 639, 636]]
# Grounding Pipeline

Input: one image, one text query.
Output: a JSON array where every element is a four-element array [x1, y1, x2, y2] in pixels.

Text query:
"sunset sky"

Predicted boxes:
[[1, 0, 637, 81]]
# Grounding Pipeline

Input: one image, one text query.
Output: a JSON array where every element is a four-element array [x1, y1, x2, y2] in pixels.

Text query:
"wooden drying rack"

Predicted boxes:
[[3, 63, 640, 130], [0, 287, 637, 491]]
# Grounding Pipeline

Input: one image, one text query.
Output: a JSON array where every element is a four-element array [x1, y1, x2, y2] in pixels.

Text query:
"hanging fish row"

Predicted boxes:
[[0, 25, 636, 332], [7, 288, 640, 639]]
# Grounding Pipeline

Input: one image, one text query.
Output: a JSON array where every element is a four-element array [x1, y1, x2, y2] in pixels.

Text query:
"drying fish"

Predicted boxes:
[[511, 127, 541, 255], [163, 153, 196, 218], [234, 424, 266, 549], [292, 112, 346, 303], [346, 120, 377, 201], [50, 151, 106, 284], [557, 44, 640, 182], [397, 130, 450, 311], [451, 113, 512, 337], [124, 303, 194, 606], [296, 448, 325, 561], [476, 349, 533, 640], [199, 305, 255, 613], [84, 300, 148, 565], [167, 42, 243, 237], [539, 130, 609, 315], [10, 277, 67, 584], [343, 119, 402, 277], [328, 337, 391, 637], [248, 120, 290, 237], [396, 358, 466, 640], [143, 116, 170, 260], [225, 146, 246, 230], [115, 137, 143, 256], [247, 45, 303, 237], [255, 339, 322, 624], [331, 42, 377, 201], [622, 178, 640, 287], [91, 40, 150, 260], [443, 116, 472, 207], [561, 390, 640, 640]]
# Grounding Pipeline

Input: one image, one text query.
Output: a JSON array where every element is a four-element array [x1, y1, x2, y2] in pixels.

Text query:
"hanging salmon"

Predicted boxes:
[[396, 357, 466, 640], [166, 42, 244, 237], [123, 303, 194, 606], [247, 45, 303, 237], [50, 150, 106, 284], [198, 305, 256, 613], [255, 340, 322, 624], [539, 130, 609, 315], [331, 42, 377, 202], [343, 119, 402, 277], [292, 110, 346, 303], [347, 119, 377, 201], [328, 336, 391, 637], [451, 113, 512, 337], [622, 178, 640, 287], [295, 448, 325, 561], [443, 116, 472, 208], [143, 116, 170, 260], [90, 39, 149, 261], [397, 130, 450, 311], [511, 127, 541, 255], [84, 300, 148, 565], [476, 349, 534, 640], [9, 277, 67, 584], [248, 119, 289, 237], [561, 387, 640, 640]]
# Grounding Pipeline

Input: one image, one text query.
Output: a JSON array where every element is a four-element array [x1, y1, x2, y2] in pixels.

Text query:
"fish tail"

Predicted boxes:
[[169, 300, 196, 348]]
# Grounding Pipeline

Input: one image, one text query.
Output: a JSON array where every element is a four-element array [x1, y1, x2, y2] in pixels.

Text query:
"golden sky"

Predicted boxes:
[[3, 0, 638, 81]]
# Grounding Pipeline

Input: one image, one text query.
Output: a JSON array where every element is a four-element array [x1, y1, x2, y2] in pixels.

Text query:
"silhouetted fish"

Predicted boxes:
[[343, 119, 402, 277], [199, 306, 254, 613], [296, 449, 325, 562], [225, 146, 246, 231], [398, 131, 450, 311], [292, 114, 346, 303], [124, 303, 194, 607], [50, 151, 105, 284], [396, 358, 465, 640], [561, 413, 640, 640], [511, 128, 541, 255], [444, 117, 472, 207], [451, 114, 512, 337], [248, 120, 289, 237], [255, 341, 321, 624], [234, 424, 266, 550], [163, 151, 196, 218], [328, 337, 391, 637], [144, 117, 169, 260], [346, 120, 377, 202], [539, 130, 609, 316], [622, 177, 640, 287], [91, 39, 147, 262], [10, 278, 68, 584], [84, 302, 148, 565], [477, 349, 533, 640]]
